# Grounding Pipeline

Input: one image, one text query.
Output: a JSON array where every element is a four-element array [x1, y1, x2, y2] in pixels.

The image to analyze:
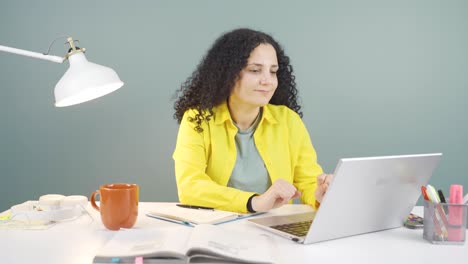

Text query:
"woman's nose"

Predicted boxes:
[[260, 71, 274, 85]]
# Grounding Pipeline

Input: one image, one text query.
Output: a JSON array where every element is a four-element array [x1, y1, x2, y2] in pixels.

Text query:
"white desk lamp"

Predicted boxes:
[[0, 37, 124, 107]]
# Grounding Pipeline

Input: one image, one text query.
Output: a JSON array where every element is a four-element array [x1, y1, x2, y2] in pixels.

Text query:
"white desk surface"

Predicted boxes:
[[1, 202, 467, 264]]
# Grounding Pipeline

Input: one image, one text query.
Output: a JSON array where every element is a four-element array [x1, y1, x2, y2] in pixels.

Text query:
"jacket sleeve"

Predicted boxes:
[[173, 110, 255, 213], [290, 113, 324, 209]]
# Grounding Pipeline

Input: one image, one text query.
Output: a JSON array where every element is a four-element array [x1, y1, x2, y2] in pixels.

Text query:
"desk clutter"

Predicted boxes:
[[0, 194, 89, 230], [422, 184, 467, 245]]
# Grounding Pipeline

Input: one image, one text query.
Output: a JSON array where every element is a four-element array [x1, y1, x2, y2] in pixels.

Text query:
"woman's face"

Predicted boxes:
[[229, 43, 279, 109]]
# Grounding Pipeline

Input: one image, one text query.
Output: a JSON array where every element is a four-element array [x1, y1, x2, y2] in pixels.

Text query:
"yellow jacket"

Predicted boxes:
[[173, 102, 323, 213]]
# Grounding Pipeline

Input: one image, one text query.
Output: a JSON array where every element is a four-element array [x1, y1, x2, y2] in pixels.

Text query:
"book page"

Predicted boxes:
[[147, 204, 239, 225], [186, 225, 274, 264], [94, 226, 191, 262]]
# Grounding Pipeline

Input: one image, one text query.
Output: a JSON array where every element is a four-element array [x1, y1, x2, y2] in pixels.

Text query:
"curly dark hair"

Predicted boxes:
[[173, 28, 302, 132]]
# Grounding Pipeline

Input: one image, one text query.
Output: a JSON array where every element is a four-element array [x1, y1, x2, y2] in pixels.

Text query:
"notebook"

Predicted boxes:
[[93, 225, 274, 264], [248, 153, 442, 244], [146, 203, 264, 226]]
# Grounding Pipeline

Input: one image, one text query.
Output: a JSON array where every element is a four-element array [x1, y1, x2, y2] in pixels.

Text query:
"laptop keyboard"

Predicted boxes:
[[271, 220, 312, 237]]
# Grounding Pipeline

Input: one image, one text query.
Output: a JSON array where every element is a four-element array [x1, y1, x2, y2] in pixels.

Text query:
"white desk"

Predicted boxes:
[[1, 202, 467, 264]]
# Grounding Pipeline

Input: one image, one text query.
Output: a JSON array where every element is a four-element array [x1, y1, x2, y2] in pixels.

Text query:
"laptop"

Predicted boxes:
[[248, 153, 442, 244]]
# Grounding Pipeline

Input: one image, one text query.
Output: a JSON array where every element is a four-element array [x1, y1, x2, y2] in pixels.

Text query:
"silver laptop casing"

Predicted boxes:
[[249, 153, 442, 244]]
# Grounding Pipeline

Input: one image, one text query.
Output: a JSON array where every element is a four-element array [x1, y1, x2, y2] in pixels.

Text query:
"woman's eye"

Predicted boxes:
[[270, 71, 277, 75], [249, 69, 261, 73]]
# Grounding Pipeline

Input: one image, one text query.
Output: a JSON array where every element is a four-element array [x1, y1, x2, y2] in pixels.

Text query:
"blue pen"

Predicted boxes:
[[145, 212, 195, 227], [158, 216, 193, 227]]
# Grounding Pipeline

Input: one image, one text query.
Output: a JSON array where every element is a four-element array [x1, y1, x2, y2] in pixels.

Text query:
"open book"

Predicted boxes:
[[93, 224, 275, 264], [146, 203, 264, 226]]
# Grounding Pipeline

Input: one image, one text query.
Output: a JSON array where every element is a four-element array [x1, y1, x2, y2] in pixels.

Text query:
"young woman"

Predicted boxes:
[[173, 28, 332, 213]]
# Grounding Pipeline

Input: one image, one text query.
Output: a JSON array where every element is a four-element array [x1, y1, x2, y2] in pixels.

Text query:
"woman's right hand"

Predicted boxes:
[[251, 179, 301, 212]]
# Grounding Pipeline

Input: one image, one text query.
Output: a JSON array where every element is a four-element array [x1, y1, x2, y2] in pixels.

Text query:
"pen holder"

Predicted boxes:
[[423, 200, 467, 245]]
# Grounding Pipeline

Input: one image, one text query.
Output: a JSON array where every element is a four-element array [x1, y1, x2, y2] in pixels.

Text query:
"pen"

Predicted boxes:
[[437, 189, 448, 214], [437, 189, 447, 203], [146, 212, 195, 227], [426, 185, 449, 239], [423, 186, 442, 240], [176, 204, 214, 210], [421, 186, 429, 201], [426, 185, 440, 203]]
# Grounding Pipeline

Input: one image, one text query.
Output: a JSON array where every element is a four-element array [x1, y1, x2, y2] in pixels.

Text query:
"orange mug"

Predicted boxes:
[[90, 183, 139, 230]]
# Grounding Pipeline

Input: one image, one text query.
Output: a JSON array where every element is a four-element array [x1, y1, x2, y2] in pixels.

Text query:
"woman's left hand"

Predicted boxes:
[[315, 173, 333, 203]]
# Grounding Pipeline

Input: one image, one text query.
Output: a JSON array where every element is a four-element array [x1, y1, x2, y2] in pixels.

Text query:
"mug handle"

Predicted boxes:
[[90, 190, 101, 211]]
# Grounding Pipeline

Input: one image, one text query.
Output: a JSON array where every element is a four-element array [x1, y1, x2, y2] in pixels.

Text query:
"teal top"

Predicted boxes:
[[227, 110, 271, 194]]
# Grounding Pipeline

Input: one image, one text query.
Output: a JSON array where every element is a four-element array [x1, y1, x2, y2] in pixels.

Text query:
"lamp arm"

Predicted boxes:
[[0, 45, 64, 63]]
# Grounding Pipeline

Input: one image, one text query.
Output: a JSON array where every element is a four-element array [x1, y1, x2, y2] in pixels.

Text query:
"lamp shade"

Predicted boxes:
[[54, 52, 123, 107]]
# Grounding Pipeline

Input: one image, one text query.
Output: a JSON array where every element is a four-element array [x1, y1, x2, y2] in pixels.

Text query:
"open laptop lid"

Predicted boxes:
[[305, 153, 442, 244]]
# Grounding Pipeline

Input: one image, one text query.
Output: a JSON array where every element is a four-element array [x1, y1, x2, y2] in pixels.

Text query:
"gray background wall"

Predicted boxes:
[[1, 0, 467, 211]]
